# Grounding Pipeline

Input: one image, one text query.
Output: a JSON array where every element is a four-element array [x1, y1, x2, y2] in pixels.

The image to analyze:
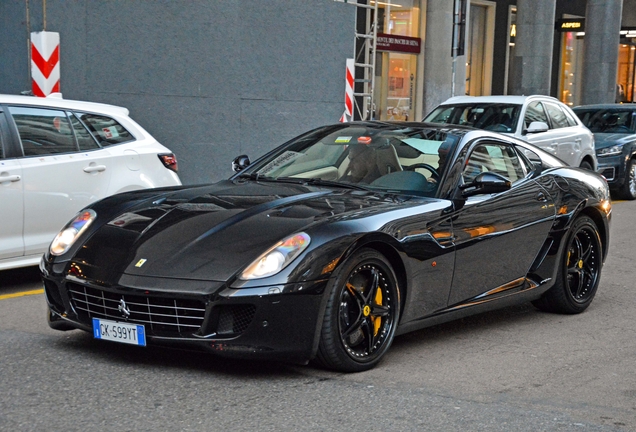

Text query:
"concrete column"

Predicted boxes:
[[422, 0, 465, 116], [580, 0, 624, 105], [508, 0, 556, 95]]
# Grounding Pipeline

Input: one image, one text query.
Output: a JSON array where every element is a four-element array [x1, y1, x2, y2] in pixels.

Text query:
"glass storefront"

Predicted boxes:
[[375, 0, 420, 121], [617, 43, 636, 103], [558, 30, 584, 106], [557, 27, 635, 105]]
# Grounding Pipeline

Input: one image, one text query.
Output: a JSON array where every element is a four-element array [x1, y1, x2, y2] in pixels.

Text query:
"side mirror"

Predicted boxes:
[[232, 154, 251, 172], [460, 172, 511, 197], [525, 121, 549, 134]]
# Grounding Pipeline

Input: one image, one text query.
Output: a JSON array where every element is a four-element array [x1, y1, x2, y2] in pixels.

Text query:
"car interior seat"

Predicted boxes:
[[375, 143, 403, 175]]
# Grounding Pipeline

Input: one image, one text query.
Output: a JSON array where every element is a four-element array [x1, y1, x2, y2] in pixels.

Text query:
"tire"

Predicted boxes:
[[316, 248, 400, 372], [579, 160, 593, 171], [618, 158, 636, 200], [532, 216, 602, 314]]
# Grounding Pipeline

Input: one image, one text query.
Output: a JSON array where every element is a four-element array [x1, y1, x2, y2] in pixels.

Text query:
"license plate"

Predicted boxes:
[[92, 318, 146, 346]]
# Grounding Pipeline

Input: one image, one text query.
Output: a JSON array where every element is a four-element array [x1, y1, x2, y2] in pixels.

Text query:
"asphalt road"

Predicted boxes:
[[1, 200, 635, 431]]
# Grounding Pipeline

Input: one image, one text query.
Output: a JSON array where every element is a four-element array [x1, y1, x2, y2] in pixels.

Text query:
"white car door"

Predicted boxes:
[[8, 106, 113, 256], [0, 150, 24, 261], [543, 101, 582, 167]]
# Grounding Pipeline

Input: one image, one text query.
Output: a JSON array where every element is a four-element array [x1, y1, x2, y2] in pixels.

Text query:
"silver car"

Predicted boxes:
[[424, 95, 597, 170]]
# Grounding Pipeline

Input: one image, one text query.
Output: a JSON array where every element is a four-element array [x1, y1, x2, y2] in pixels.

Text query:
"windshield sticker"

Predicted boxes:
[[335, 136, 352, 143], [402, 138, 444, 154], [259, 151, 304, 175]]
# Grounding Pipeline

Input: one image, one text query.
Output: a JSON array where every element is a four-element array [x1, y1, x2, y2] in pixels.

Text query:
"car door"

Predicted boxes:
[[543, 101, 582, 167], [7, 105, 113, 256], [0, 108, 24, 261], [447, 140, 556, 306]]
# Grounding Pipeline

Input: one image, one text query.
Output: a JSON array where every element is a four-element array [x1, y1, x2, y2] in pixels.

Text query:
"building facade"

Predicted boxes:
[[0, 0, 631, 184]]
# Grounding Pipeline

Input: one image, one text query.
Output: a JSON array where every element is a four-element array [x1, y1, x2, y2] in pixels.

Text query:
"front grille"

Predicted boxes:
[[216, 305, 256, 335], [68, 283, 206, 336]]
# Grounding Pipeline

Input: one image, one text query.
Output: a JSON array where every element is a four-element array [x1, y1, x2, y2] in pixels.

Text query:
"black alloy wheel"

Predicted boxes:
[[316, 248, 400, 372], [533, 215, 602, 314], [619, 158, 636, 200]]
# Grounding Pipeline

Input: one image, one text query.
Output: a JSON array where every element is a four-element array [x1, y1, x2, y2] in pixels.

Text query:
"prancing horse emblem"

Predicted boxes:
[[118, 298, 131, 319]]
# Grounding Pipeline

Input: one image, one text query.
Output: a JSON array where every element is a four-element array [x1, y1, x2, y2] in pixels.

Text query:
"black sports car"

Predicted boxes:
[[41, 122, 611, 372]]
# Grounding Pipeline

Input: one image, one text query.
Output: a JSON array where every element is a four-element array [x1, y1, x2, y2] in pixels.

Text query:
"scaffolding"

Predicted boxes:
[[334, 0, 378, 121]]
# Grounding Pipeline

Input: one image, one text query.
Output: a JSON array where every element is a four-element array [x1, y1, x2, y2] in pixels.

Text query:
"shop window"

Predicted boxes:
[[375, 0, 420, 121]]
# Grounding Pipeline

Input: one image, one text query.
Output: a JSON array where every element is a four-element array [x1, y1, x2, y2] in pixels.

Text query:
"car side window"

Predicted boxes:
[[561, 106, 579, 127], [69, 113, 100, 151], [8, 106, 77, 156], [545, 102, 569, 129], [76, 113, 134, 146], [463, 142, 525, 185], [523, 101, 549, 130]]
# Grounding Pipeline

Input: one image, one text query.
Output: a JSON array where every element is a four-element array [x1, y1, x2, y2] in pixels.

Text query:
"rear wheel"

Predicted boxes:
[[532, 216, 602, 314], [316, 248, 400, 372], [618, 158, 636, 200]]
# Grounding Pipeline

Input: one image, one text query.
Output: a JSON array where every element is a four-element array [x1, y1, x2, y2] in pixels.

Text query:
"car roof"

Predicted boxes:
[[0, 93, 130, 116], [440, 95, 561, 105]]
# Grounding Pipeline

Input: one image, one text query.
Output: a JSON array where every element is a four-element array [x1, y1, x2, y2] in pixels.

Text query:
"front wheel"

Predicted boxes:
[[316, 248, 400, 372], [579, 160, 593, 171], [618, 158, 636, 200], [532, 216, 602, 314]]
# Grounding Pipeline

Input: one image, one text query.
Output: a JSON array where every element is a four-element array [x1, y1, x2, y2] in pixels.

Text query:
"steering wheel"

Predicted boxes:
[[405, 163, 439, 181]]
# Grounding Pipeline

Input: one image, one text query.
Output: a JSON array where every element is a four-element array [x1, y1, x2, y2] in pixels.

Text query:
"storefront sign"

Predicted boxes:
[[377, 33, 421, 54], [555, 19, 585, 32]]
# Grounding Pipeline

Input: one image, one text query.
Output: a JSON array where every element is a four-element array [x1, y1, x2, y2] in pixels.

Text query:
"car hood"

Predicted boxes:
[[75, 180, 416, 282], [593, 132, 636, 149]]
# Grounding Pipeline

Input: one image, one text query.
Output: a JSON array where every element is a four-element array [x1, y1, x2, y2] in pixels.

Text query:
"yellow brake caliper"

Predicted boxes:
[[371, 286, 382, 336]]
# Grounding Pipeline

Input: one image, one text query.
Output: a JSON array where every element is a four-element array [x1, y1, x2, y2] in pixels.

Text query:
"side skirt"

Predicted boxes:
[[395, 276, 552, 336]]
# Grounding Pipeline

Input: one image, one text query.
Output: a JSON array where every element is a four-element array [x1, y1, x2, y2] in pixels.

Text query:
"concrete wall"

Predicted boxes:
[[0, 1, 354, 185]]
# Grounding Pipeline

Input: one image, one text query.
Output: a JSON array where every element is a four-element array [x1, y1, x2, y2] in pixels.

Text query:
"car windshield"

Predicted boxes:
[[574, 108, 636, 134], [238, 124, 461, 197], [424, 103, 521, 133]]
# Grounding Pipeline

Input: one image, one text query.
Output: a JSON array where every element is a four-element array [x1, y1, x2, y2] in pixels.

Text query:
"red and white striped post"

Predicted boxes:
[[340, 58, 354, 122], [31, 31, 60, 97]]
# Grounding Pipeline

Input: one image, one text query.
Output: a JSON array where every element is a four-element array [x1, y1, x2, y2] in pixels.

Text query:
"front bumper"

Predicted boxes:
[[42, 261, 330, 364], [596, 154, 626, 187]]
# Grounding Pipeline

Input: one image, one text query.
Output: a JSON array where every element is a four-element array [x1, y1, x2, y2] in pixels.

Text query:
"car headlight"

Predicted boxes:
[[597, 144, 624, 156], [50, 210, 97, 256], [240, 232, 311, 280]]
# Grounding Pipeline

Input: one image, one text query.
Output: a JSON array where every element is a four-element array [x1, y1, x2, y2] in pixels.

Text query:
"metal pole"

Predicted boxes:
[[26, 0, 32, 91]]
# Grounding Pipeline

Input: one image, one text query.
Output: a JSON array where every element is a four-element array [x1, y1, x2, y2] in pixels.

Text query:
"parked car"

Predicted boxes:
[[0, 93, 181, 271], [423, 95, 597, 170], [572, 104, 636, 200], [42, 121, 610, 372]]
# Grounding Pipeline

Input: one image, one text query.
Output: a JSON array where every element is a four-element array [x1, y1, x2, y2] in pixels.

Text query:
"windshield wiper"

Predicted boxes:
[[236, 174, 371, 191], [301, 178, 372, 191]]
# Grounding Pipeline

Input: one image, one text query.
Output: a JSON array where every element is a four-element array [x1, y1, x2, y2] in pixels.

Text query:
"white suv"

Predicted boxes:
[[424, 95, 597, 170], [0, 94, 182, 270]]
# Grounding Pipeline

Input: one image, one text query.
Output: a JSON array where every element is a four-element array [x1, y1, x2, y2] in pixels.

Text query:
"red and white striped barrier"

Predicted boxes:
[[340, 58, 354, 122], [31, 31, 60, 97]]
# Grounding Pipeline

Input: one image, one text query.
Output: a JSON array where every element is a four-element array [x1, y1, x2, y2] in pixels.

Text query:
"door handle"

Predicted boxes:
[[83, 165, 106, 173], [0, 174, 21, 183]]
